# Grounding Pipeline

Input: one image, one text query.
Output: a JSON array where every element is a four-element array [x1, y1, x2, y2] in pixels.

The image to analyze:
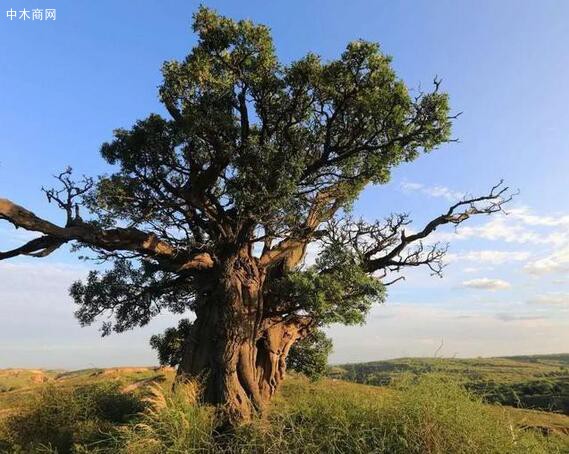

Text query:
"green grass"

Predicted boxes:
[[0, 367, 568, 453]]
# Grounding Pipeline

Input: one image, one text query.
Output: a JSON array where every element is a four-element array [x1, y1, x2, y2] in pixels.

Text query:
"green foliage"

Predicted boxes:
[[287, 330, 333, 380], [71, 259, 194, 336], [65, 5, 456, 339], [93, 5, 451, 226], [468, 379, 569, 414], [149, 319, 193, 367], [96, 6, 451, 225], [378, 376, 557, 453], [254, 375, 567, 453], [271, 265, 384, 326]]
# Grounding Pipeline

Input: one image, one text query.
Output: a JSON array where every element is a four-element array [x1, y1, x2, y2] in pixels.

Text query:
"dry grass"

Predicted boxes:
[[0, 368, 568, 453]]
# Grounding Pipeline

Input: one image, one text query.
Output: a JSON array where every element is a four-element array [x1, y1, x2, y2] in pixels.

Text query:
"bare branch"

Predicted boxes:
[[318, 181, 513, 283], [363, 180, 514, 273], [41, 167, 93, 225]]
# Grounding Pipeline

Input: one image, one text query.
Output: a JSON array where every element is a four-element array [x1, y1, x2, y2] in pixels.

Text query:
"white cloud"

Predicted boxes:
[[527, 292, 569, 305], [508, 207, 569, 227], [493, 313, 546, 323], [462, 278, 511, 290], [423, 186, 465, 201], [428, 205, 569, 248], [524, 247, 569, 275], [400, 181, 423, 192], [400, 181, 465, 202], [448, 217, 545, 244], [430, 205, 569, 281], [0, 261, 87, 317]]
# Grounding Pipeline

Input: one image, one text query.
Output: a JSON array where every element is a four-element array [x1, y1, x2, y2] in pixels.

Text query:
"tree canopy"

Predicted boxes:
[[0, 6, 511, 421]]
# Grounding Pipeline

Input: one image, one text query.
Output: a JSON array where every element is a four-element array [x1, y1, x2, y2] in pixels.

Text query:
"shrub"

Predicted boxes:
[[1, 383, 142, 453], [287, 330, 333, 380]]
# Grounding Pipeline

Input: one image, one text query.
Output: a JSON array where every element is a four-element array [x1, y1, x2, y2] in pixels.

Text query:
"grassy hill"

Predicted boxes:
[[329, 354, 569, 415], [0, 363, 568, 453]]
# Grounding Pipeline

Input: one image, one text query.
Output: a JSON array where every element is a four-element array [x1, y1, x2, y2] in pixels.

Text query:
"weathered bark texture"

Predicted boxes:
[[176, 250, 311, 423]]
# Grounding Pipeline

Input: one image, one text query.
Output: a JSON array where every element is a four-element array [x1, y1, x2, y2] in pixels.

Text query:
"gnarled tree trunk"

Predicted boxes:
[[176, 251, 311, 423]]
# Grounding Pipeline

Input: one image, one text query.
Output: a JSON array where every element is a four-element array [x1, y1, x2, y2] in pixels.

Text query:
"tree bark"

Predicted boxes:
[[176, 252, 310, 424]]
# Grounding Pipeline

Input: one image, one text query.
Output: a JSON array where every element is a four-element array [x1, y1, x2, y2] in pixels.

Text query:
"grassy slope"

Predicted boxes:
[[331, 354, 569, 416], [0, 362, 568, 452], [0, 367, 170, 417], [2, 360, 569, 428]]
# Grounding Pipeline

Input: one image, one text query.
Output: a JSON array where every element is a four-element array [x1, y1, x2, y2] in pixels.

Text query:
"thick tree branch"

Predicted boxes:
[[259, 183, 349, 268], [0, 235, 65, 260], [0, 198, 214, 272]]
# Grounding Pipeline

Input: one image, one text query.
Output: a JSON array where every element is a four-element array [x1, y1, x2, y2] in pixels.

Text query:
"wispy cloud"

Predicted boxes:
[[443, 217, 545, 244], [463, 267, 482, 273], [447, 250, 530, 265], [462, 278, 511, 290], [493, 313, 546, 323], [400, 181, 465, 202], [398, 190, 569, 274], [527, 292, 569, 305], [524, 247, 569, 275], [0, 261, 180, 369], [430, 205, 569, 252], [329, 303, 568, 363], [508, 207, 569, 227]]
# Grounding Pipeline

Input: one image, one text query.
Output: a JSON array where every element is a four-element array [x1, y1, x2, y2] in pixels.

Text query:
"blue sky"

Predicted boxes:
[[1, 0, 568, 368]]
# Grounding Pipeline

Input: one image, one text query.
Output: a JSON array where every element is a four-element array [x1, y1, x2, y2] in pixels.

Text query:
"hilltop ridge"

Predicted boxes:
[[329, 353, 569, 416]]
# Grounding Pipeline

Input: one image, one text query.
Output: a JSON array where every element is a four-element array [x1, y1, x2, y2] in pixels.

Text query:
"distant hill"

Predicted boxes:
[[329, 354, 569, 415], [502, 353, 569, 366]]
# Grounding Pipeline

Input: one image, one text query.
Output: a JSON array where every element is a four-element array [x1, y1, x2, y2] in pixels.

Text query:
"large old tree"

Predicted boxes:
[[0, 8, 509, 423]]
